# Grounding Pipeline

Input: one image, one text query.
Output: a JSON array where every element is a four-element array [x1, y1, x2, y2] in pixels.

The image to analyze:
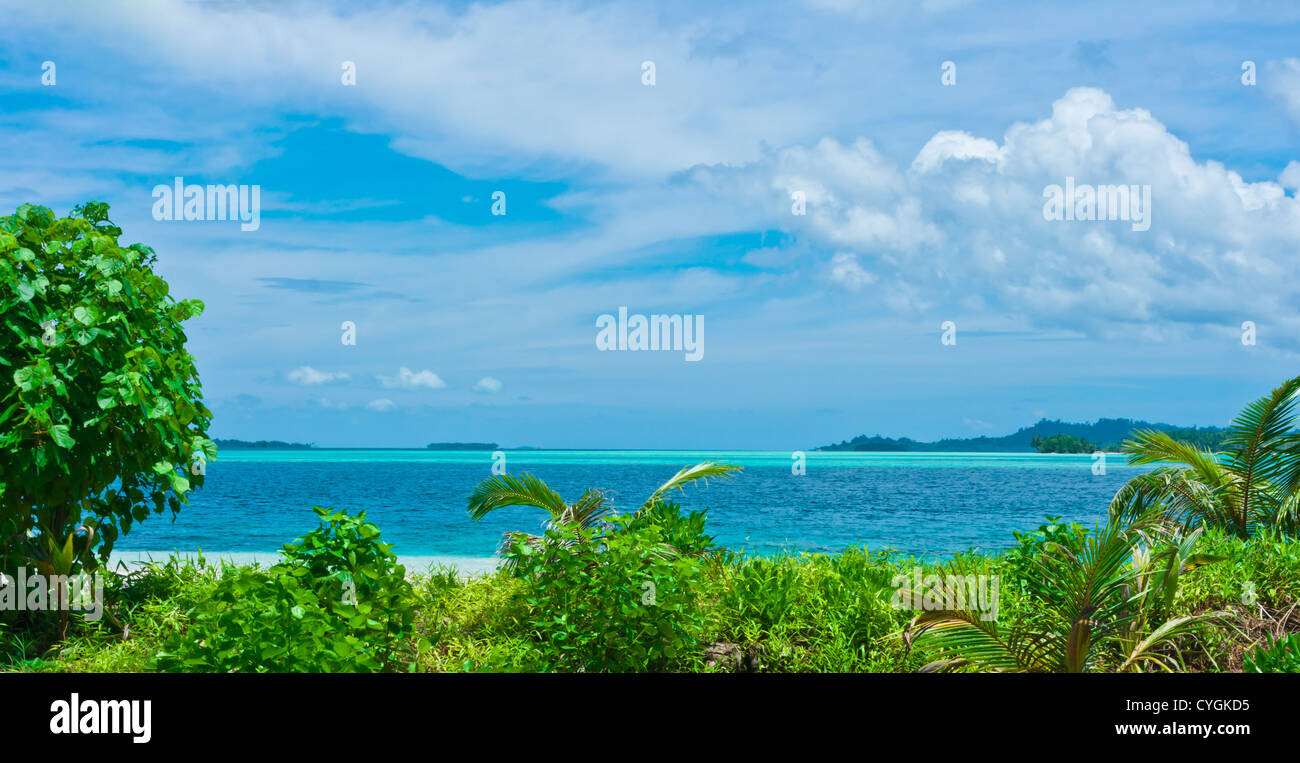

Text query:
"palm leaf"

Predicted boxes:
[[640, 461, 742, 512], [1222, 376, 1300, 529], [466, 473, 568, 522]]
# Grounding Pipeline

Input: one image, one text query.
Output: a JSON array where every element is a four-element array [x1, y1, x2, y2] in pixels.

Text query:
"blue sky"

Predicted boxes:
[[2, 0, 1299, 448]]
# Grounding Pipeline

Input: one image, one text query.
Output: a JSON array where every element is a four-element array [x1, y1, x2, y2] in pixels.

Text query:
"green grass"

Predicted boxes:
[[3, 528, 1297, 673]]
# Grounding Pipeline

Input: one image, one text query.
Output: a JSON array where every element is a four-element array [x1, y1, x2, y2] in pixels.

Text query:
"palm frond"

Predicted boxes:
[[1222, 376, 1300, 523], [1116, 612, 1230, 672], [640, 461, 742, 512], [467, 473, 568, 522], [554, 489, 611, 530], [905, 609, 1039, 672]]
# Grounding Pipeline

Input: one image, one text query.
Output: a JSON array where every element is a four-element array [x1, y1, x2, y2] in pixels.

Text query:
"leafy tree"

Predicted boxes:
[[0, 202, 214, 580], [1110, 376, 1300, 538]]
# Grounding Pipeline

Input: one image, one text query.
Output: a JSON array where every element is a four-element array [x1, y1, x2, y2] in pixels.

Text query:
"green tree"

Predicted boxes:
[[0, 203, 214, 581], [1109, 376, 1300, 538]]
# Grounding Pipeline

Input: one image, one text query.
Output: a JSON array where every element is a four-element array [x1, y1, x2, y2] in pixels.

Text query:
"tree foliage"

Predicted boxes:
[[0, 202, 214, 576]]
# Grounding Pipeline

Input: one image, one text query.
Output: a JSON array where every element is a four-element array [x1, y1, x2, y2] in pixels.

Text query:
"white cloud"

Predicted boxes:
[[829, 253, 877, 290], [692, 87, 1300, 342], [365, 398, 398, 412], [1280, 161, 1300, 192], [287, 366, 349, 385], [911, 131, 1001, 173], [473, 376, 503, 394], [378, 367, 447, 390], [6, 0, 826, 178]]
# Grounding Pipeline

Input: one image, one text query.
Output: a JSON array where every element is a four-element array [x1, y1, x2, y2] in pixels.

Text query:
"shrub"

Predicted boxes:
[[156, 508, 420, 672], [1243, 633, 1300, 673], [513, 515, 707, 672], [0, 202, 213, 583], [622, 500, 715, 556]]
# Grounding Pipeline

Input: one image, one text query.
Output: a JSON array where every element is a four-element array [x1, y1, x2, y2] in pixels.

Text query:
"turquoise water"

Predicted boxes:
[[113, 450, 1147, 559]]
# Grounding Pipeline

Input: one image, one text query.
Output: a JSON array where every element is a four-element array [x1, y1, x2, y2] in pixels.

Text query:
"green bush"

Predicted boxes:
[[622, 500, 715, 556], [156, 507, 421, 672], [513, 515, 707, 672], [0, 202, 213, 583], [1243, 633, 1300, 673]]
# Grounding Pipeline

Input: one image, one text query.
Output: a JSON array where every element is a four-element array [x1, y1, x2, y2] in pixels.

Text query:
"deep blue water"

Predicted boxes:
[[112, 450, 1147, 559]]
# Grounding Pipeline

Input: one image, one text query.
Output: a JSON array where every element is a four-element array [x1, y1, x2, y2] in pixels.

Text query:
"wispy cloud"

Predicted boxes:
[[288, 366, 350, 385], [473, 377, 503, 394], [378, 367, 446, 390]]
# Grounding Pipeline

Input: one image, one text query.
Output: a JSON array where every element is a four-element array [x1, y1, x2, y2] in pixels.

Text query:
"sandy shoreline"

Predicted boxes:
[[107, 550, 501, 576]]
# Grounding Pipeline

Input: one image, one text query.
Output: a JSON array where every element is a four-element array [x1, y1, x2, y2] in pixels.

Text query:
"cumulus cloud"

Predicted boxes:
[[378, 367, 447, 390], [693, 87, 1300, 343], [473, 377, 503, 394], [1281, 161, 1300, 192], [287, 366, 350, 385], [365, 398, 398, 412]]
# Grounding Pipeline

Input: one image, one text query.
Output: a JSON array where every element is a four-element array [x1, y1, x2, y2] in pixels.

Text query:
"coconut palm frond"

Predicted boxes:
[[1223, 376, 1300, 469], [1038, 515, 1155, 622], [1124, 430, 1227, 486], [905, 609, 1040, 672], [640, 461, 742, 512], [1223, 376, 1300, 517], [467, 473, 568, 522], [1116, 612, 1230, 672], [1107, 472, 1172, 526], [554, 489, 611, 530]]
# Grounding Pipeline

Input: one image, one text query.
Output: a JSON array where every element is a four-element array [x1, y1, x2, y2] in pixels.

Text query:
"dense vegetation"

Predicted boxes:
[[213, 439, 312, 450], [1030, 433, 1098, 453], [3, 375, 1299, 673], [6, 372, 1300, 673], [819, 418, 1229, 452], [2, 513, 1296, 673]]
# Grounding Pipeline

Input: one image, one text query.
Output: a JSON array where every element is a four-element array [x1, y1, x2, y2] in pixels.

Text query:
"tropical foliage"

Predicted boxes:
[[0, 203, 213, 587], [1110, 375, 1300, 538], [903, 516, 1226, 672], [156, 507, 421, 673], [466, 461, 740, 567]]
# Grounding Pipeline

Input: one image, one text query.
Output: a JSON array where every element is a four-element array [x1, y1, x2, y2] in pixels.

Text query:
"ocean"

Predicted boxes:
[[109, 450, 1148, 565]]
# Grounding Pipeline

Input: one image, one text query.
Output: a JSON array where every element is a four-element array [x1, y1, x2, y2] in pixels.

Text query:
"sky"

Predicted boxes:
[[1, 0, 1298, 448]]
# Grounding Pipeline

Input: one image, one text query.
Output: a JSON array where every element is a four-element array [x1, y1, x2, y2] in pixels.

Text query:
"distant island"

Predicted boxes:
[[1030, 433, 1098, 454], [817, 418, 1229, 453], [214, 438, 313, 450], [426, 442, 498, 450]]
